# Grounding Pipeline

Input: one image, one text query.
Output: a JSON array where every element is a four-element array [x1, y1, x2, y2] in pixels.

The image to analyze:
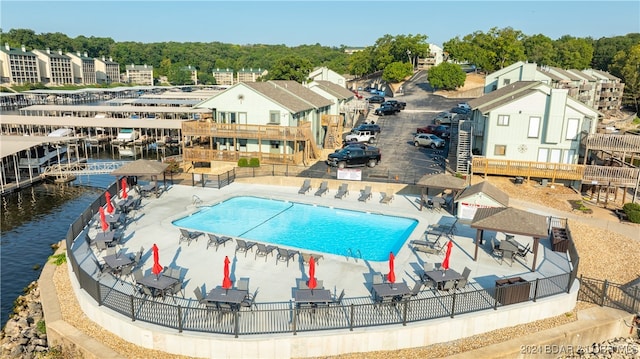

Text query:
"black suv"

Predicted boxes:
[[374, 105, 398, 116], [354, 123, 381, 133], [382, 100, 406, 111], [327, 144, 381, 168], [367, 95, 385, 103]]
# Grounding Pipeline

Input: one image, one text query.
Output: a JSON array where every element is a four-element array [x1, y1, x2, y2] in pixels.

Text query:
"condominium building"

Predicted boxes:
[[184, 65, 198, 85], [0, 43, 40, 85], [32, 48, 73, 85], [417, 44, 444, 70], [126, 64, 154, 85], [212, 68, 235, 86], [94, 56, 120, 84], [66, 51, 96, 84], [236, 68, 267, 83]]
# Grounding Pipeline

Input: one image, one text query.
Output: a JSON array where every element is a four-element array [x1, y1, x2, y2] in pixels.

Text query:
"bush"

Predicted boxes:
[[623, 202, 640, 223], [248, 158, 260, 167], [237, 158, 249, 167]]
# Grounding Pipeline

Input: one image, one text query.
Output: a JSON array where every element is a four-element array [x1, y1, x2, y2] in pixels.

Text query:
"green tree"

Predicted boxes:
[[428, 62, 466, 90], [382, 62, 412, 83], [198, 72, 215, 85], [265, 56, 313, 82], [444, 27, 525, 73], [348, 48, 374, 78], [553, 35, 594, 69], [523, 34, 556, 66], [610, 44, 640, 111], [592, 34, 640, 71], [167, 64, 192, 85]]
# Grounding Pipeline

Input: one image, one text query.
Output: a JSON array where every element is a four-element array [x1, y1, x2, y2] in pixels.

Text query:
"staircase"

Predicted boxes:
[[448, 120, 472, 173], [299, 124, 322, 160], [321, 115, 344, 150]]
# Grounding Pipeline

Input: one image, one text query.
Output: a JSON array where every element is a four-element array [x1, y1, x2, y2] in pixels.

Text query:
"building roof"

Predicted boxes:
[[467, 81, 539, 114], [126, 64, 153, 71], [591, 69, 619, 81], [0, 135, 76, 159], [269, 80, 333, 108], [416, 173, 467, 190], [470, 207, 548, 238], [110, 159, 169, 177], [549, 66, 582, 81], [33, 49, 70, 60], [0, 46, 36, 56], [456, 181, 509, 207], [0, 115, 185, 130], [314, 80, 354, 100], [568, 69, 596, 81], [536, 68, 564, 81], [241, 82, 320, 113], [213, 68, 234, 73]]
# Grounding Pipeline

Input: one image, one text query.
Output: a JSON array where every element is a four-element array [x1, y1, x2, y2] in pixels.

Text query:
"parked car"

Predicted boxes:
[[434, 111, 455, 124], [416, 124, 450, 139], [457, 103, 471, 111], [351, 90, 363, 99], [374, 105, 397, 116], [354, 123, 381, 133], [382, 100, 406, 111], [367, 95, 385, 104], [344, 129, 377, 144], [413, 133, 446, 148], [451, 107, 471, 114], [327, 144, 381, 168]]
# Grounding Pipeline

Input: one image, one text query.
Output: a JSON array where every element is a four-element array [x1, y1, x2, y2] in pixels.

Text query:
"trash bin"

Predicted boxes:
[[495, 277, 531, 305], [514, 176, 524, 185], [541, 179, 549, 187]]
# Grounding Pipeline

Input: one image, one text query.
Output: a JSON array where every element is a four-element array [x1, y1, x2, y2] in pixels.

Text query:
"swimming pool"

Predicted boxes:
[[172, 196, 418, 261]]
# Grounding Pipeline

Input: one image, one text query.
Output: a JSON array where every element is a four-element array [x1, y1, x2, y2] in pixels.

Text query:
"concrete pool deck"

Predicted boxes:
[[66, 180, 577, 358]]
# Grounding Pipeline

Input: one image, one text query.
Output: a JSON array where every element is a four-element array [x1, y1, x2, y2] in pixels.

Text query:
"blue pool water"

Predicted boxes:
[[172, 196, 418, 261]]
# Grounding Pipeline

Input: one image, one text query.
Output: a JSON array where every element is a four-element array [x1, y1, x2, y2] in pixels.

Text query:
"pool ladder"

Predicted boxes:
[[346, 248, 362, 262], [192, 195, 203, 207]]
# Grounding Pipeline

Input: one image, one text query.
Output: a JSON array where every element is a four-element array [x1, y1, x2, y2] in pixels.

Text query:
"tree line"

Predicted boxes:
[[0, 27, 637, 108]]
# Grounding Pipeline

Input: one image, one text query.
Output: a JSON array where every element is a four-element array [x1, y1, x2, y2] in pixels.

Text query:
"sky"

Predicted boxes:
[[1, 1, 639, 48]]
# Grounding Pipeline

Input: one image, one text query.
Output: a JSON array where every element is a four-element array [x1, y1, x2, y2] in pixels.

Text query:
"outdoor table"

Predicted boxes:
[[206, 287, 247, 310], [117, 198, 135, 213], [102, 253, 133, 271], [294, 289, 332, 306], [104, 212, 123, 229], [423, 269, 463, 289], [137, 274, 179, 298], [94, 231, 115, 246], [498, 240, 518, 264], [371, 282, 410, 302]]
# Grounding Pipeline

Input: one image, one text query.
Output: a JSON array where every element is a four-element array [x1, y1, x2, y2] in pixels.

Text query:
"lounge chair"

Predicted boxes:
[[380, 188, 394, 204], [179, 228, 204, 246], [335, 183, 349, 199], [301, 252, 324, 266], [314, 181, 329, 196], [358, 186, 372, 202], [235, 239, 257, 257], [276, 247, 298, 266], [206, 233, 232, 251], [298, 179, 312, 194], [255, 243, 277, 261], [413, 240, 444, 255]]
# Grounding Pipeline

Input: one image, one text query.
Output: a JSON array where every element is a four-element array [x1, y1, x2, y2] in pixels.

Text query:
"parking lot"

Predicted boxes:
[[306, 71, 473, 184]]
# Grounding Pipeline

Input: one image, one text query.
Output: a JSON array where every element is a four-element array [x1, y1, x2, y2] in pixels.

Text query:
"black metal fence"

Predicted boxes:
[[578, 276, 640, 314], [63, 187, 576, 337]]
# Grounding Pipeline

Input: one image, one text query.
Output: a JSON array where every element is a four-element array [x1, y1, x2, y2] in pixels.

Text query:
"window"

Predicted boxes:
[[497, 115, 509, 126], [562, 149, 575, 164], [549, 149, 561, 163], [537, 148, 549, 162], [269, 111, 280, 124], [528, 117, 541, 138], [503, 79, 511, 86], [494, 145, 506, 156], [270, 141, 280, 149], [239, 139, 247, 147], [566, 118, 579, 140]]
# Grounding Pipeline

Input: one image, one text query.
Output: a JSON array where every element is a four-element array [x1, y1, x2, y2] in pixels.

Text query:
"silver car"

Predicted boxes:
[[413, 133, 445, 149]]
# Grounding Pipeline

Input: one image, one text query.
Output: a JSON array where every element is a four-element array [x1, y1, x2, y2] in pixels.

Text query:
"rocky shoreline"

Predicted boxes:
[[0, 282, 52, 358]]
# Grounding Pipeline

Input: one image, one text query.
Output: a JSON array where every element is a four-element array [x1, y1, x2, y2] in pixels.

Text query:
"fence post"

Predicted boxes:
[[130, 295, 135, 321], [632, 287, 639, 313], [494, 286, 499, 310], [272, 165, 274, 176], [600, 279, 608, 307], [96, 280, 102, 306], [402, 300, 408, 326], [233, 310, 239, 338], [533, 278, 540, 302], [178, 305, 183, 333], [349, 304, 354, 331], [450, 292, 456, 318], [292, 302, 297, 336]]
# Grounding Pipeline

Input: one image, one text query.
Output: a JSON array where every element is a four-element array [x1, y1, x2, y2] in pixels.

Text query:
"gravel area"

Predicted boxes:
[[51, 176, 639, 358]]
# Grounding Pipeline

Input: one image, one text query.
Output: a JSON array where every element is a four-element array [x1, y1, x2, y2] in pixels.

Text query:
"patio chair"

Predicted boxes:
[[461, 266, 471, 281], [314, 181, 329, 197], [236, 278, 250, 292], [334, 183, 349, 199], [166, 281, 184, 300], [94, 258, 113, 279], [410, 282, 423, 297], [358, 186, 372, 202], [141, 285, 154, 299], [105, 246, 117, 257], [131, 246, 143, 268], [301, 252, 323, 266], [240, 290, 258, 311], [206, 233, 232, 251], [255, 243, 277, 261], [179, 228, 204, 246], [380, 188, 395, 204], [133, 268, 144, 284], [441, 280, 455, 292], [235, 239, 257, 257], [95, 240, 108, 253], [514, 242, 532, 262], [455, 277, 468, 291], [276, 247, 298, 266], [297, 279, 309, 290], [84, 233, 94, 252], [193, 287, 207, 305], [119, 264, 134, 284], [298, 179, 312, 194], [372, 273, 383, 285], [491, 238, 504, 262]]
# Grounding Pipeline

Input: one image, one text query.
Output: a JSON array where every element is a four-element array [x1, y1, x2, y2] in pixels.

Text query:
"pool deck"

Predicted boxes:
[[67, 181, 575, 358]]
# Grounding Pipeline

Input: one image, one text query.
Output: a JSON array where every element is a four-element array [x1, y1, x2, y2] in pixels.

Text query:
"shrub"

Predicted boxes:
[[248, 158, 260, 167], [237, 158, 249, 167], [623, 202, 640, 223], [49, 253, 67, 266]]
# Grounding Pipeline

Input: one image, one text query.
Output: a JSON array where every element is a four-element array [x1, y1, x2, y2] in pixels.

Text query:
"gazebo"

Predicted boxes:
[[470, 207, 549, 272], [416, 173, 467, 212], [111, 159, 170, 197]]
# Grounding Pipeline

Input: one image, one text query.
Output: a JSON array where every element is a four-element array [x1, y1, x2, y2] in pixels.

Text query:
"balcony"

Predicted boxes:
[[182, 121, 308, 141]]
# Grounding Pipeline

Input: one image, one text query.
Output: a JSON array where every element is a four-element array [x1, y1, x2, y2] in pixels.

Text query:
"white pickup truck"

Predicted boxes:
[[344, 129, 377, 144]]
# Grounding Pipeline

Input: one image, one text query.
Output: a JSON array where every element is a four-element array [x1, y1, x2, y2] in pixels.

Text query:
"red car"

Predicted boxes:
[[351, 90, 363, 99], [416, 124, 450, 139]]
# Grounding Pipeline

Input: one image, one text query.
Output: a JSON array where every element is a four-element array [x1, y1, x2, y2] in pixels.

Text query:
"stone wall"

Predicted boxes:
[[0, 282, 49, 358]]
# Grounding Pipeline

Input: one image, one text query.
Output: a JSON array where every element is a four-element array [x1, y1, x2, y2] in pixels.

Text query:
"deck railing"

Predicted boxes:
[[63, 187, 576, 337]]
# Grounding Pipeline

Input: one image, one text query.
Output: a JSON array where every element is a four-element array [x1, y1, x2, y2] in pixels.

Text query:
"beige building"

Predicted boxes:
[[66, 52, 96, 85], [184, 65, 198, 85], [32, 48, 73, 85], [95, 56, 120, 84], [212, 68, 234, 86], [126, 64, 154, 85], [0, 43, 41, 85], [237, 68, 267, 83]]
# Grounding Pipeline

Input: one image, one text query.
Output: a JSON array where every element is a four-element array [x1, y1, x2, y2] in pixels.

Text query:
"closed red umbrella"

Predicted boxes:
[[152, 243, 163, 277], [98, 207, 108, 232], [121, 177, 128, 199], [387, 252, 396, 284], [222, 256, 232, 289], [105, 191, 114, 214], [307, 256, 317, 290], [442, 241, 453, 271]]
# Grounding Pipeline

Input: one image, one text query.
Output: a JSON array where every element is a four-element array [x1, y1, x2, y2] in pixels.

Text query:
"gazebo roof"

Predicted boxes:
[[470, 207, 548, 238], [416, 173, 467, 190], [110, 159, 169, 177]]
